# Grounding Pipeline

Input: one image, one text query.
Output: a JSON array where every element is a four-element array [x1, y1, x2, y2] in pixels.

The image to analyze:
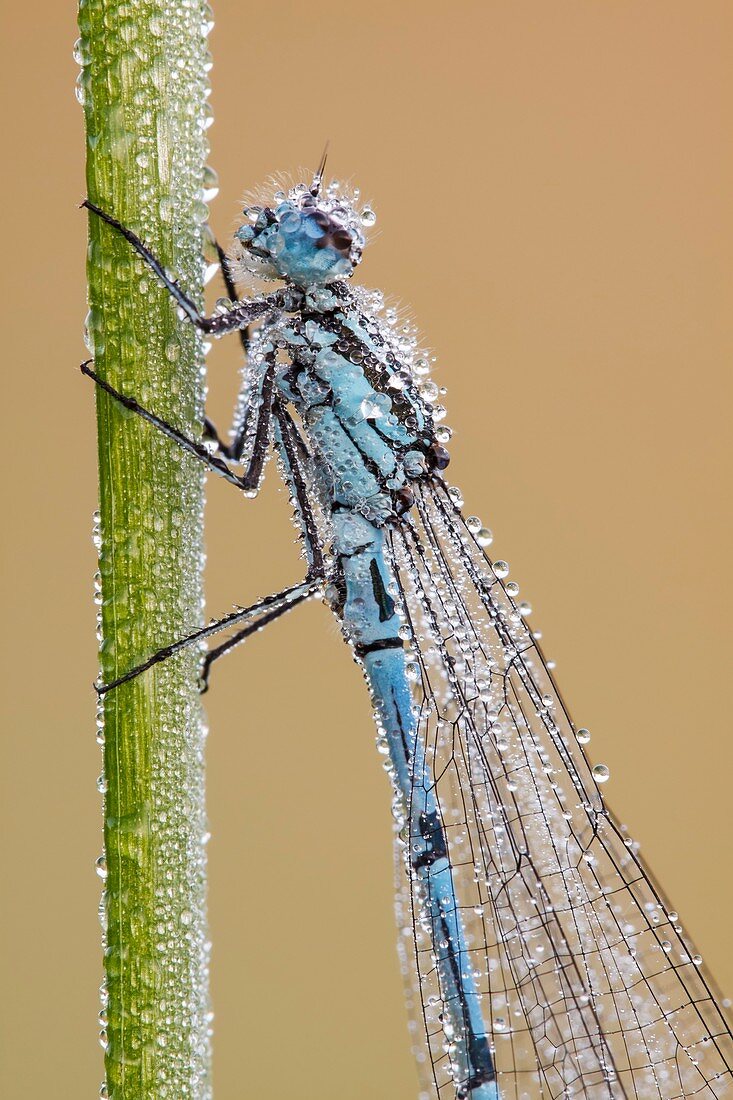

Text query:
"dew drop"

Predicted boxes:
[[159, 196, 174, 223], [360, 396, 384, 419], [202, 164, 219, 202], [165, 338, 181, 363]]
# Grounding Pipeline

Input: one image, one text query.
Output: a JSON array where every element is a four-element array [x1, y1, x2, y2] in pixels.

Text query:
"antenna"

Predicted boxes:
[[311, 140, 330, 196]]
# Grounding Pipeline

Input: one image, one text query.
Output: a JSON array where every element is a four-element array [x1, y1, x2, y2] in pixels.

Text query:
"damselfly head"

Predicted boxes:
[[230, 178, 373, 290]]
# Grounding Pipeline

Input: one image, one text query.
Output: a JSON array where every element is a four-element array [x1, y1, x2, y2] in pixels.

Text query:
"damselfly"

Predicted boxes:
[[83, 158, 733, 1099]]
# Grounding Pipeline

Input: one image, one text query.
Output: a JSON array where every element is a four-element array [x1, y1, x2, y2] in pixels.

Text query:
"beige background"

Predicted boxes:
[[1, 2, 731, 1097]]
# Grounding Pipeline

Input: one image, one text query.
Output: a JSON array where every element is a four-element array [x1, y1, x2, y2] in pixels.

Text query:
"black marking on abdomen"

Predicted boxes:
[[369, 558, 395, 622], [354, 637, 403, 657], [436, 912, 496, 1093], [390, 683, 411, 764], [465, 1035, 496, 1092], [411, 810, 448, 869]]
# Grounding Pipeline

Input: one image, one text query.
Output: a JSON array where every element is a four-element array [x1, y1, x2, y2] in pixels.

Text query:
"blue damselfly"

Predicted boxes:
[[83, 159, 733, 1099]]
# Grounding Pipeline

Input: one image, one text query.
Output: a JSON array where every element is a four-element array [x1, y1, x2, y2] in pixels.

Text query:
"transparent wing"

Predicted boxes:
[[385, 478, 733, 1100]]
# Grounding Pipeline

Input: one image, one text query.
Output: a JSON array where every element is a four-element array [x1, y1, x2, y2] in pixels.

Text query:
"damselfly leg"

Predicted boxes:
[[83, 200, 295, 335], [83, 251, 325, 689], [198, 581, 317, 693], [96, 580, 321, 695], [84, 364, 325, 693], [201, 240, 257, 459], [81, 361, 250, 492]]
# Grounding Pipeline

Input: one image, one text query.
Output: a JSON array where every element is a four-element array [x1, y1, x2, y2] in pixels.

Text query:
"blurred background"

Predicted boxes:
[[1, 2, 731, 1097]]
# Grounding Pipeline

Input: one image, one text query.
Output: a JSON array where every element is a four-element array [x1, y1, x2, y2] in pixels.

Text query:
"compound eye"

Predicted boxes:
[[331, 229, 353, 253]]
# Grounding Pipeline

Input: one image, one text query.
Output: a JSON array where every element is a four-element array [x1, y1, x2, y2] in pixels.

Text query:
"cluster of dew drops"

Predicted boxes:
[[91, 513, 111, 1061]]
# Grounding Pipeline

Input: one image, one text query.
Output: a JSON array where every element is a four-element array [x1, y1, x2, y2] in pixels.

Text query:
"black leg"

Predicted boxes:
[[273, 401, 324, 577], [82, 360, 276, 495], [199, 585, 317, 691], [203, 394, 254, 466], [215, 240, 248, 343], [241, 357, 278, 488], [82, 200, 285, 335], [202, 415, 233, 456], [202, 257, 253, 461], [98, 578, 322, 695], [81, 361, 249, 492], [198, 354, 277, 487], [201, 242, 261, 463]]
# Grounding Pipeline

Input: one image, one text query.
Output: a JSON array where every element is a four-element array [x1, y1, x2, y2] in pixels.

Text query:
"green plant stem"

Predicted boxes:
[[78, 2, 212, 1097]]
